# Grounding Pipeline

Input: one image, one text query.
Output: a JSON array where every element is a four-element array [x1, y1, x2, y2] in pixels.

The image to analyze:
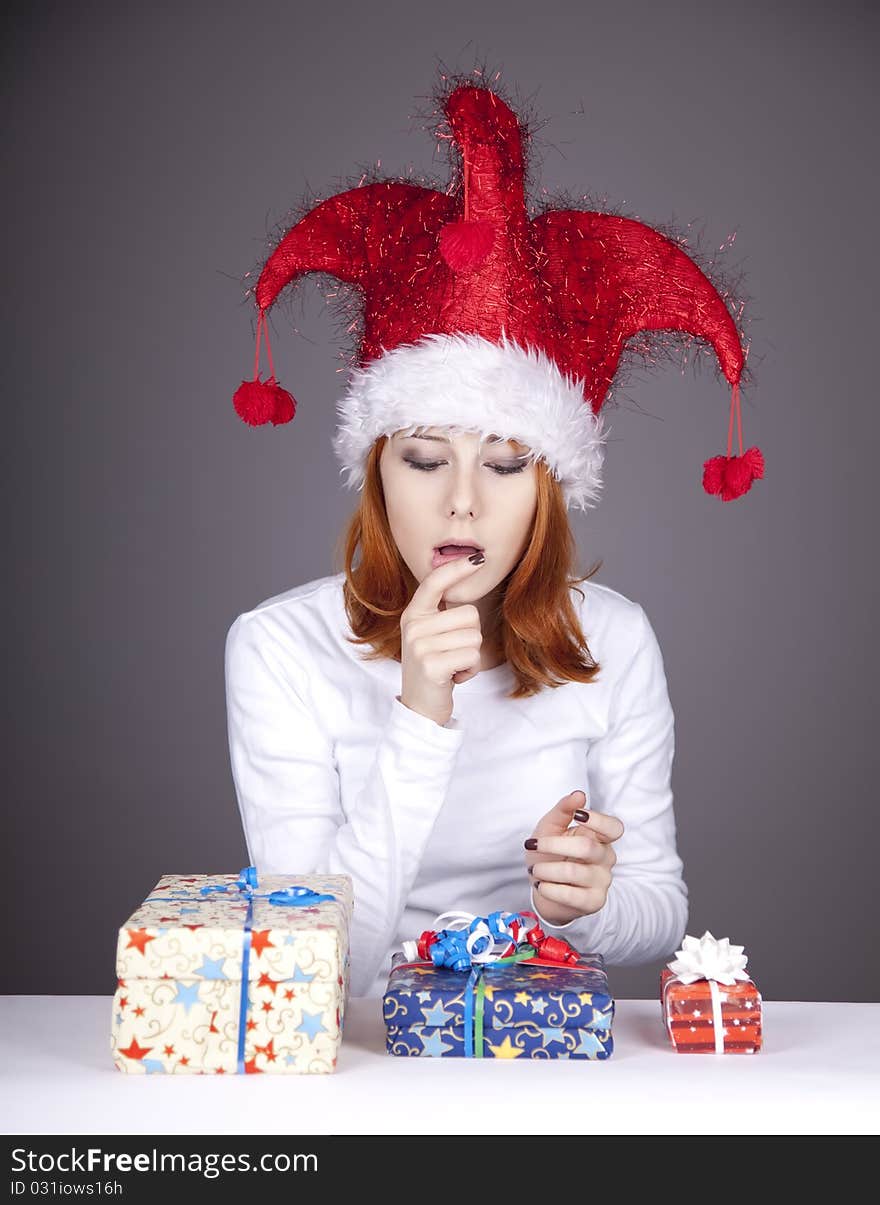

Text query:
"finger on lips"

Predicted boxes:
[[411, 552, 486, 616]]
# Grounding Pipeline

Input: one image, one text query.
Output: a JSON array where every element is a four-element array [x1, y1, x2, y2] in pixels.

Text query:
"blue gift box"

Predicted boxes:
[[382, 951, 614, 1060]]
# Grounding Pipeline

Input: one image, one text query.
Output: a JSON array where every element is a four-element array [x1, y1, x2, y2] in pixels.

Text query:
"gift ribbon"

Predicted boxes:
[[143, 867, 336, 1073], [418, 909, 533, 971], [464, 946, 538, 1057]]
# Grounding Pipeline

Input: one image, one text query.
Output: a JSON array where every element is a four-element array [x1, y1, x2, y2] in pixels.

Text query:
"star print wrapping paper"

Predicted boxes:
[[660, 931, 763, 1054], [383, 953, 615, 1059], [110, 870, 353, 1074]]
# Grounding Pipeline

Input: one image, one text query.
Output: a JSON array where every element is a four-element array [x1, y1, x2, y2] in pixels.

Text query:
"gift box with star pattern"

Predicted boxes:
[[659, 931, 763, 1054], [383, 952, 614, 1059], [110, 869, 353, 1074], [660, 966, 762, 1053]]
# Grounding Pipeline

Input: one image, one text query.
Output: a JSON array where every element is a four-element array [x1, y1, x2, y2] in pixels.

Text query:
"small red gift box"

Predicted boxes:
[[660, 931, 762, 1054]]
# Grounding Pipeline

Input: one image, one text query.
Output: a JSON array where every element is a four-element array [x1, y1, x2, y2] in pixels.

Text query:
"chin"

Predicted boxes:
[[443, 573, 496, 599]]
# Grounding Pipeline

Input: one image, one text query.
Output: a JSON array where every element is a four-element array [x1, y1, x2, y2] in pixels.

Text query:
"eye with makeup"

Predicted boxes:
[[402, 456, 528, 475], [401, 443, 530, 475]]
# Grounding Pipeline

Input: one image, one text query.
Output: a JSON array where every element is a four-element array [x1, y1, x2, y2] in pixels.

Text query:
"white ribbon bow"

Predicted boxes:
[[667, 930, 751, 985]]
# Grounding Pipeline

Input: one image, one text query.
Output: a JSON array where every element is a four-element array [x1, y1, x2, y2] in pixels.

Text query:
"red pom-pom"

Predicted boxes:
[[233, 377, 296, 427], [702, 445, 765, 501], [723, 456, 755, 499], [268, 382, 296, 426], [742, 446, 765, 480], [438, 219, 497, 274], [702, 455, 726, 496], [233, 378, 278, 426]]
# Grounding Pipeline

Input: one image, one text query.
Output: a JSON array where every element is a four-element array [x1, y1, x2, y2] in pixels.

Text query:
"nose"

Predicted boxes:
[[445, 460, 479, 518]]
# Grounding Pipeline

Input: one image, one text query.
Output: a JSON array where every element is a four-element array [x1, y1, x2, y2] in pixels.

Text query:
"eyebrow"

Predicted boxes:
[[404, 433, 510, 446]]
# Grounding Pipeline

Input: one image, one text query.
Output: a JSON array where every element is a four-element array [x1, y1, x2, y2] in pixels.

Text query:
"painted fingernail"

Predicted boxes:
[[574, 809, 590, 823], [524, 837, 538, 851], [527, 865, 534, 876], [468, 551, 485, 564]]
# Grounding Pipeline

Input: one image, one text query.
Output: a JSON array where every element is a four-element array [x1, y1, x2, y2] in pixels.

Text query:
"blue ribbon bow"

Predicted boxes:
[[421, 911, 535, 1057]]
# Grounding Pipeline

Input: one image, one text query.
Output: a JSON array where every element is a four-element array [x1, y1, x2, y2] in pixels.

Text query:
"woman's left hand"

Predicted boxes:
[[524, 789, 625, 926]]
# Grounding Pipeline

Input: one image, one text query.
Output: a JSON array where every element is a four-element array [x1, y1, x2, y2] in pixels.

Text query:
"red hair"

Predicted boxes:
[[333, 435, 603, 699]]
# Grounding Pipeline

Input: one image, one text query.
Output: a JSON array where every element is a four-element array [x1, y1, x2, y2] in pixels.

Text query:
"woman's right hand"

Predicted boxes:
[[398, 553, 486, 727]]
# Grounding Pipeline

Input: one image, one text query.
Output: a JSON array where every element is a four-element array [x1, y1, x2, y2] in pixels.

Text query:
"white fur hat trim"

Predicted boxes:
[[331, 331, 607, 512]]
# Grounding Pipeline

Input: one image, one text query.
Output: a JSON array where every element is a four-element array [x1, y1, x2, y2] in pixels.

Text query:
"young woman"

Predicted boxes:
[[225, 75, 759, 999], [225, 421, 686, 998]]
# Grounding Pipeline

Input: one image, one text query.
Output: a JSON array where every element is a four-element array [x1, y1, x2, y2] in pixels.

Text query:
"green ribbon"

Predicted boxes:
[[472, 946, 537, 1057]]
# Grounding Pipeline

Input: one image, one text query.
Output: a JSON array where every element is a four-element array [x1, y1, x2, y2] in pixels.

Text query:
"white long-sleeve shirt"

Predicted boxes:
[[224, 571, 688, 998]]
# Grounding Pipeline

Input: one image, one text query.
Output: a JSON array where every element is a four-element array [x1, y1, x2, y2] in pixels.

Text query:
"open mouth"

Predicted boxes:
[[432, 544, 485, 565]]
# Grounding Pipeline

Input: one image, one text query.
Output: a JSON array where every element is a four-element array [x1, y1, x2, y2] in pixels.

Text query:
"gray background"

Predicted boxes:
[[4, 1, 877, 1001]]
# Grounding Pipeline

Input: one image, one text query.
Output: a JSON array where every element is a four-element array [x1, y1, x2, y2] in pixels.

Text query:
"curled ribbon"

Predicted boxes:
[[144, 866, 336, 1073]]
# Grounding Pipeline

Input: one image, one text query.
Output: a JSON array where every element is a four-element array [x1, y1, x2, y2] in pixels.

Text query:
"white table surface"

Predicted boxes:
[[2, 996, 878, 1135]]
